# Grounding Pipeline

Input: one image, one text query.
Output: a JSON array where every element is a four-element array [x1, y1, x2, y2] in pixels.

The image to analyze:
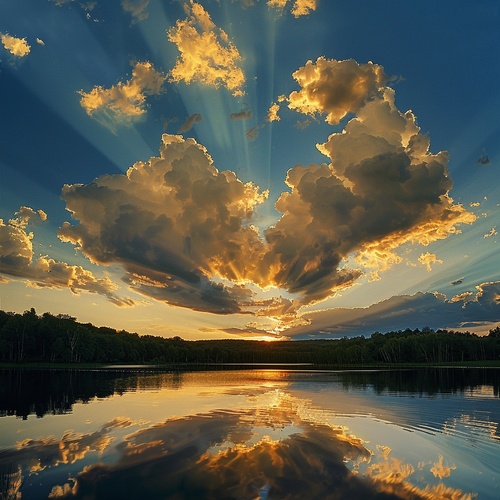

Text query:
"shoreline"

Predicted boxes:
[[1, 360, 500, 371]]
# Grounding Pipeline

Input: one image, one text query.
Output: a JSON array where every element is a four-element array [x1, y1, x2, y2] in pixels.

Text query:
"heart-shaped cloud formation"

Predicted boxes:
[[58, 58, 475, 321]]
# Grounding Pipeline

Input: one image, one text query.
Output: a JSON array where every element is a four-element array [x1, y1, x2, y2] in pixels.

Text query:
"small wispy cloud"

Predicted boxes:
[[177, 113, 202, 133], [230, 110, 252, 120]]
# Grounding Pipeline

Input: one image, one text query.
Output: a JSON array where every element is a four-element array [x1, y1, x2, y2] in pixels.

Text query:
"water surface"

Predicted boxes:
[[0, 368, 498, 499]]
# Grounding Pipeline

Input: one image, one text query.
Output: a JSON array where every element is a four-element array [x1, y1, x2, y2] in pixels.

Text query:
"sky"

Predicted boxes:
[[0, 0, 499, 340]]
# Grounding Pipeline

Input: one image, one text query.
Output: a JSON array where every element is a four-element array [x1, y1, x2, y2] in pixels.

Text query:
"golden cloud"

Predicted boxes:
[[167, 2, 245, 96], [267, 102, 281, 122], [267, 0, 316, 17], [79, 61, 166, 127], [418, 252, 443, 272], [1, 33, 30, 57], [56, 56, 477, 323], [0, 208, 133, 306], [287, 57, 388, 124], [59, 134, 269, 314], [291, 0, 317, 17]]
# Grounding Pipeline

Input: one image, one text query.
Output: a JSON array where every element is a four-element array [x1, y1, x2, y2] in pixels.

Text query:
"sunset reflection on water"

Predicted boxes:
[[0, 368, 499, 499]]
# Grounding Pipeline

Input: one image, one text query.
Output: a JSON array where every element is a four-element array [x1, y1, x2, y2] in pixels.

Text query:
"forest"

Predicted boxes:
[[0, 308, 499, 366]]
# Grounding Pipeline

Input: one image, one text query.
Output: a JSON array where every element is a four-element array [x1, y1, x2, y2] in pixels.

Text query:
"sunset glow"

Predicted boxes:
[[1, 0, 498, 339]]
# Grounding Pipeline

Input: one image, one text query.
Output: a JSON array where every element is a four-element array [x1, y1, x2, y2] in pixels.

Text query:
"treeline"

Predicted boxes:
[[1, 308, 499, 365]]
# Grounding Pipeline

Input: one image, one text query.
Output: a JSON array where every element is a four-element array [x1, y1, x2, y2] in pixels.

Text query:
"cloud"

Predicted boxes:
[[229, 109, 252, 120], [61, 55, 476, 325], [291, 0, 317, 17], [78, 61, 166, 128], [418, 252, 443, 272], [476, 154, 491, 166], [284, 282, 500, 338], [286, 57, 389, 125], [267, 0, 317, 17], [1, 33, 30, 57], [483, 227, 497, 238], [121, 0, 149, 24], [260, 76, 474, 303], [267, 102, 281, 122], [36, 38, 45, 46], [0, 207, 133, 306], [449, 292, 473, 303], [167, 2, 246, 96], [295, 118, 311, 129], [451, 278, 464, 285], [177, 113, 202, 133], [245, 125, 260, 140], [59, 134, 269, 314]]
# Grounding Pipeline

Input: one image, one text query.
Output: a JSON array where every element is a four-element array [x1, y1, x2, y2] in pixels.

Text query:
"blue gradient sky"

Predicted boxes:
[[1, 0, 498, 339]]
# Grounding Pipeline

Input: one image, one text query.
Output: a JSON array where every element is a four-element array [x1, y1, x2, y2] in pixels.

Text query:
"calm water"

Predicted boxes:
[[0, 368, 499, 499]]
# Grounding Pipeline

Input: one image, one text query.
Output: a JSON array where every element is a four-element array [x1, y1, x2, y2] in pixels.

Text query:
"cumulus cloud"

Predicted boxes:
[[1, 33, 30, 57], [418, 252, 443, 272], [36, 38, 45, 46], [121, 0, 149, 24], [177, 113, 202, 133], [59, 134, 269, 314], [60, 56, 476, 326], [259, 72, 474, 303], [0, 207, 132, 306], [78, 61, 166, 128], [168, 2, 245, 96], [286, 57, 389, 125]]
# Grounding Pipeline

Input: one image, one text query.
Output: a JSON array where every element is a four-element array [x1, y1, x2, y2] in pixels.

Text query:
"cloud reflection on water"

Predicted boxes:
[[41, 395, 474, 500]]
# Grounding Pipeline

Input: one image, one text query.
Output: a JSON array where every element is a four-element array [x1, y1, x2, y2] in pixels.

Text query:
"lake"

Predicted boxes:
[[0, 367, 499, 499]]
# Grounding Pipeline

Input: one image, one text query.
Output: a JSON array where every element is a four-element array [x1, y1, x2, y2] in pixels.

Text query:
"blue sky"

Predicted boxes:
[[0, 0, 498, 340]]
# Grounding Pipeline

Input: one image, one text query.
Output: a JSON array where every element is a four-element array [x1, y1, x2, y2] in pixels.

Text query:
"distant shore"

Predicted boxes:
[[2, 360, 500, 370]]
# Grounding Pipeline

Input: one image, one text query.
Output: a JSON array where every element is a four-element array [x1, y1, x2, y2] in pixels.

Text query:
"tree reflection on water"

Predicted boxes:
[[1, 368, 498, 498]]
